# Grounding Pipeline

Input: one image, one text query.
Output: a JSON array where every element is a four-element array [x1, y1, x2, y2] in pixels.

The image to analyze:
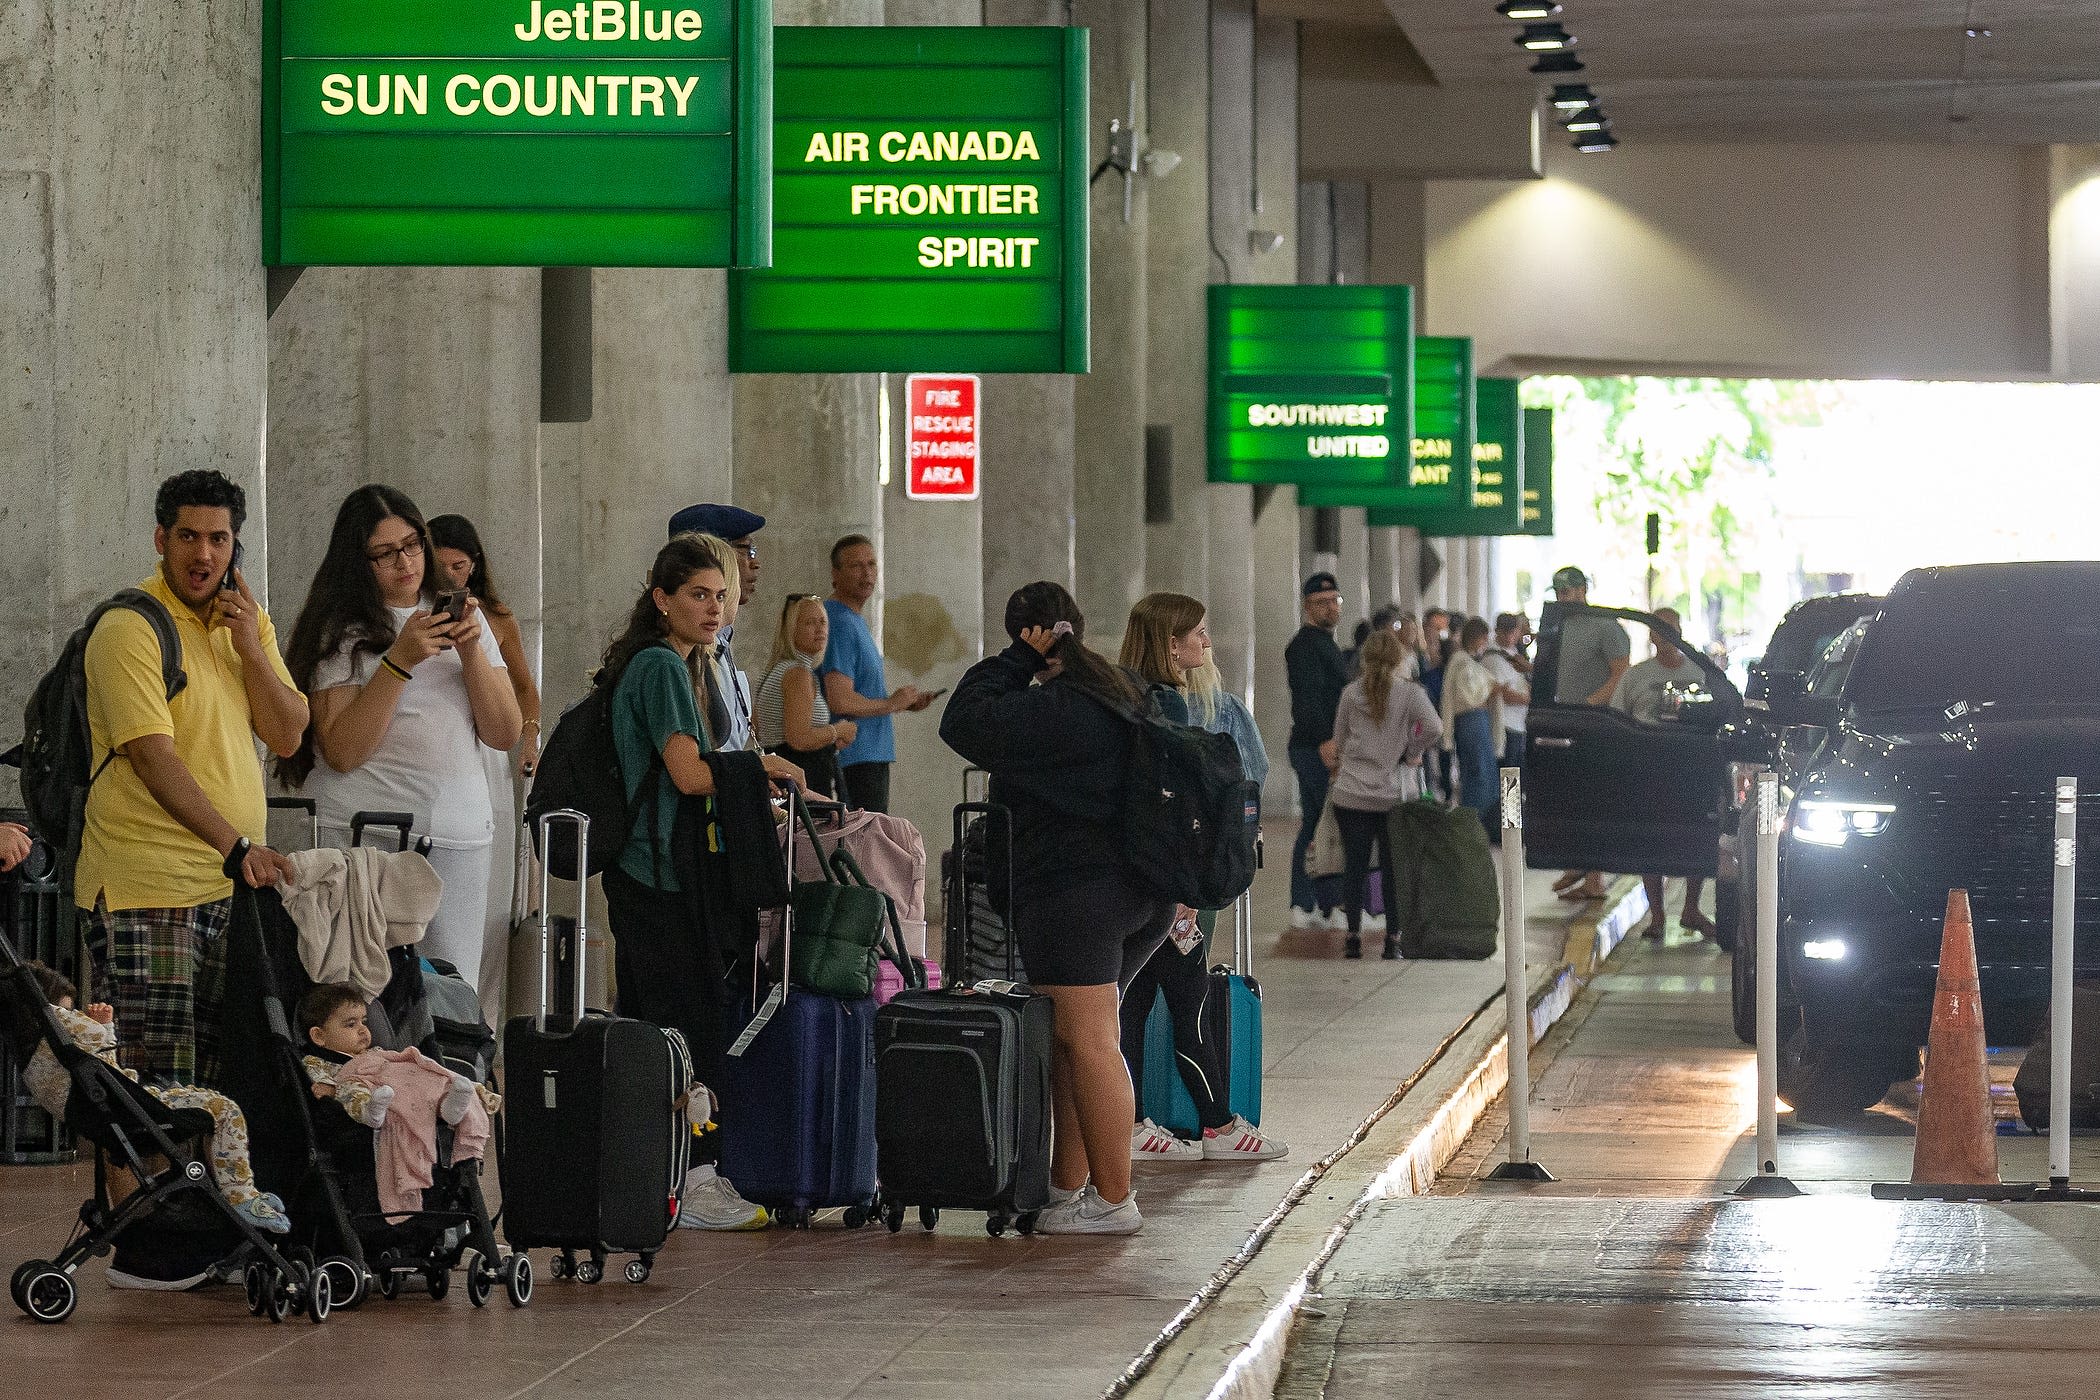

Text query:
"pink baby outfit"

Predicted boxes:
[[335, 1046, 491, 1217]]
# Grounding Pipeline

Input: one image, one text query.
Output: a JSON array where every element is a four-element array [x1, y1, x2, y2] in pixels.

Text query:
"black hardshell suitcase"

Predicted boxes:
[[875, 802, 1053, 1236], [501, 810, 688, 1284]]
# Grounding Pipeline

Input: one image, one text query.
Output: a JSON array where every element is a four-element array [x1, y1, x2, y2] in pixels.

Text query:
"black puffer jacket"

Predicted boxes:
[[939, 640, 1150, 897]]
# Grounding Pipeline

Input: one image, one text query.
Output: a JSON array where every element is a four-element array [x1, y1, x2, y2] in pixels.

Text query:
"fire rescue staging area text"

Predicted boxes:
[[804, 129, 1048, 270]]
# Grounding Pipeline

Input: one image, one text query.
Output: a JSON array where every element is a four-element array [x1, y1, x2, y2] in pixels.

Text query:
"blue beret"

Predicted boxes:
[[669, 503, 766, 540]]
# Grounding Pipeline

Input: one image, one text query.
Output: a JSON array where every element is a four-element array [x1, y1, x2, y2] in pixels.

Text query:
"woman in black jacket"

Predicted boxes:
[[940, 582, 1175, 1236]]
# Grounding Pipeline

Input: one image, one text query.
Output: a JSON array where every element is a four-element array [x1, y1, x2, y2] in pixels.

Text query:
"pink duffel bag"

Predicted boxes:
[[788, 807, 929, 957]]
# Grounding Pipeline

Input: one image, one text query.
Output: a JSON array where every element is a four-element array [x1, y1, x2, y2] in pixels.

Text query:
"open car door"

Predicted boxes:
[[1523, 602, 1744, 877]]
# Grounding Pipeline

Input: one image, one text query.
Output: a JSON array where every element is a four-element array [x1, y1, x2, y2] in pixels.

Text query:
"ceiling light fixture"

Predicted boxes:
[[1496, 0, 1562, 18], [1561, 105, 1608, 133], [1515, 22, 1575, 51], [1529, 50, 1585, 75], [1572, 129, 1619, 153], [1549, 83, 1596, 111]]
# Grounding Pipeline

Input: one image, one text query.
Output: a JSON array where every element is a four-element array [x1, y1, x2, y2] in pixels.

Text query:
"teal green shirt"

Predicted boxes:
[[612, 646, 708, 890]]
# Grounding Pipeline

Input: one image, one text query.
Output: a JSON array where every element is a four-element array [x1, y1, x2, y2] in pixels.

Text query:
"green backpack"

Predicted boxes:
[[1390, 800, 1500, 960]]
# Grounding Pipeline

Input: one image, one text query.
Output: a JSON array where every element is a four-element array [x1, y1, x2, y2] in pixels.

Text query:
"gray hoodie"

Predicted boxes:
[[1329, 676, 1443, 812]]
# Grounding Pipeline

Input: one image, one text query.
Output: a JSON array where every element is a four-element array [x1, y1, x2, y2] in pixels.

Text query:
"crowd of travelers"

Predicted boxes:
[[0, 466, 1320, 1278]]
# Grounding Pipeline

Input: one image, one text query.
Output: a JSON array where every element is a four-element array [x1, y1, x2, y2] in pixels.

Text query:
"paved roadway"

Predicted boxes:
[[2, 825, 1588, 1398], [1280, 902, 2100, 1400]]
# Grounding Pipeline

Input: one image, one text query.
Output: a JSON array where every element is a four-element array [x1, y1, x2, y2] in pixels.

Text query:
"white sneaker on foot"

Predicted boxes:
[[1034, 1186, 1142, 1236], [1289, 905, 1320, 931], [1046, 1180, 1086, 1209], [1203, 1115, 1289, 1162], [678, 1166, 770, 1230], [1131, 1118, 1203, 1162], [1361, 912, 1387, 934]]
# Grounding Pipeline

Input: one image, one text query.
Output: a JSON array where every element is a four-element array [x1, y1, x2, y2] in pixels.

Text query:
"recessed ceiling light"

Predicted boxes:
[[1530, 51, 1586, 75], [1549, 83, 1597, 111], [1561, 105, 1609, 133], [1965, 27, 1992, 38], [1497, 0, 1562, 19], [1516, 21, 1576, 51], [1572, 129, 1619, 153]]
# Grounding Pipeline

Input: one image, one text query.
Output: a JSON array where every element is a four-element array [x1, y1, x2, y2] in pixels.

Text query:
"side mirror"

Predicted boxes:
[[1763, 670, 1807, 707]]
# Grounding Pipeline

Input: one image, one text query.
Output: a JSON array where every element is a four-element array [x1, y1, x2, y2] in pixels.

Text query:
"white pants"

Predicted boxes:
[[478, 747, 520, 1021], [415, 841, 494, 991]]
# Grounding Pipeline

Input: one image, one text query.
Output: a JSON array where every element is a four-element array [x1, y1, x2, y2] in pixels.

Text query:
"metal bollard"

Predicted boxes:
[[2051, 776, 2077, 1192], [1735, 770, 1802, 1198], [1487, 766, 1553, 1182]]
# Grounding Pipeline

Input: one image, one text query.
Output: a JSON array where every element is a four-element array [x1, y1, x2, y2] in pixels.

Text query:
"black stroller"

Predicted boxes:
[[0, 873, 334, 1325], [216, 872, 529, 1310]]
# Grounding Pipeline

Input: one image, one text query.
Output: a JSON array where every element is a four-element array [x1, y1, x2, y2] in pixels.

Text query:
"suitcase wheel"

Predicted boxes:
[[1015, 1211, 1040, 1237], [781, 1206, 815, 1230], [884, 1201, 906, 1233], [547, 1251, 574, 1282], [842, 1204, 871, 1230], [918, 1205, 940, 1233], [986, 1213, 1008, 1238], [623, 1259, 651, 1284], [575, 1254, 605, 1285]]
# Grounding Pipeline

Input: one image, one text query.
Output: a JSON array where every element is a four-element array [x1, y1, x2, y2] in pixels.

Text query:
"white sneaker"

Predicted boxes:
[[1046, 1180, 1086, 1209], [1034, 1186, 1142, 1236], [1131, 1118, 1203, 1162], [1361, 912, 1387, 934], [1324, 908, 1351, 932], [1202, 1115, 1289, 1163], [1289, 905, 1320, 931], [678, 1165, 770, 1231]]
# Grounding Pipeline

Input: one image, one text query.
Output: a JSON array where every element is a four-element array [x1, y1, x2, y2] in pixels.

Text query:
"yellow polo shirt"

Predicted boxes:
[[75, 571, 300, 912]]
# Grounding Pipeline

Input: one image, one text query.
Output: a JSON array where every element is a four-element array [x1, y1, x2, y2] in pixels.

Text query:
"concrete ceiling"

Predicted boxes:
[[1364, 0, 2100, 144]]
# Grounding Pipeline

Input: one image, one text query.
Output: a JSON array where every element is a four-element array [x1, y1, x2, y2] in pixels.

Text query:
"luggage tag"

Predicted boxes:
[[726, 981, 784, 1059]]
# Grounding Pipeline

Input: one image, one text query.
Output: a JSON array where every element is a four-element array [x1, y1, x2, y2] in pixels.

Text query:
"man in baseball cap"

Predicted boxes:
[[1286, 572, 1349, 932], [670, 503, 764, 607], [1546, 563, 1627, 901]]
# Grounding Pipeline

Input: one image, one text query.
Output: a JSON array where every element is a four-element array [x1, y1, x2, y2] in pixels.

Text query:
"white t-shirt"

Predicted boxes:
[[1484, 649, 1530, 734], [304, 606, 507, 849]]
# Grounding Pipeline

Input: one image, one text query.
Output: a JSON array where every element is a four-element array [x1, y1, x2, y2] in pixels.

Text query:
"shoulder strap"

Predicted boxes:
[[100, 588, 188, 704]]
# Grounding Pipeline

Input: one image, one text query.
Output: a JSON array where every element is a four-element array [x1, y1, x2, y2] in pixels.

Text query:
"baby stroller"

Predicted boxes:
[[0, 878, 333, 1325], [216, 873, 529, 1310]]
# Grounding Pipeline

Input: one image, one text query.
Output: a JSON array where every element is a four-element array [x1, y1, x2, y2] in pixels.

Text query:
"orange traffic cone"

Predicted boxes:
[[1910, 889, 2000, 1186]]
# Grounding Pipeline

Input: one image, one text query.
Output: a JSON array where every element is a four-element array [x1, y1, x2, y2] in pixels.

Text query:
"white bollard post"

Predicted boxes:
[[2051, 776, 2077, 1192], [1735, 769, 1801, 1198], [1487, 766, 1553, 1182]]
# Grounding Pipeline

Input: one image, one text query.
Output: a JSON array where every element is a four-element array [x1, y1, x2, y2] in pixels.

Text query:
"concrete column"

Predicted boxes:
[[1334, 509, 1370, 634], [1252, 491, 1301, 813], [1142, 0, 1210, 602], [1369, 179, 1429, 313], [2049, 146, 2100, 381], [879, 0, 986, 874], [1070, 0, 1148, 650], [2, 0, 269, 767], [1368, 528, 1401, 611], [1395, 527, 1424, 614]]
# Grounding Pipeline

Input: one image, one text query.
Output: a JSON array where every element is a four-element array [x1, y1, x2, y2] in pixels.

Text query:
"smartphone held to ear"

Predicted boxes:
[[221, 540, 244, 592]]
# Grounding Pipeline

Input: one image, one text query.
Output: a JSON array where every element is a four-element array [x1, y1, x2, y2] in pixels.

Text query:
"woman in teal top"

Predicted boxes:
[[597, 535, 801, 1230]]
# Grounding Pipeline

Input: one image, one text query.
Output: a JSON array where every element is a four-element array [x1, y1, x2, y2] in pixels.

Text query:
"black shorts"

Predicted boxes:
[[1013, 873, 1175, 990]]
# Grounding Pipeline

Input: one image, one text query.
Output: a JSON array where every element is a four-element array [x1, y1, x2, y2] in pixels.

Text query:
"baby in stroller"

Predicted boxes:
[[298, 984, 500, 1219], [21, 962, 291, 1234]]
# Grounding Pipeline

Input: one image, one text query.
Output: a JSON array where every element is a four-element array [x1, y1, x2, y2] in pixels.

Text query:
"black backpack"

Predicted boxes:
[[523, 649, 666, 881], [1118, 711, 1259, 909], [14, 590, 186, 892]]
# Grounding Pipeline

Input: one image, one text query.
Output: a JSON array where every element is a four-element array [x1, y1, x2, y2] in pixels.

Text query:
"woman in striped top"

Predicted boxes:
[[754, 593, 854, 799]]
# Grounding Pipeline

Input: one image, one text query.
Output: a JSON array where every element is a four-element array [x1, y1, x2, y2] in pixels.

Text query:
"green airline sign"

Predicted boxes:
[[1364, 376, 1523, 535], [1522, 405, 1555, 535], [264, 0, 772, 267], [1207, 285, 1441, 493], [728, 27, 1088, 373], [1297, 333, 1474, 511]]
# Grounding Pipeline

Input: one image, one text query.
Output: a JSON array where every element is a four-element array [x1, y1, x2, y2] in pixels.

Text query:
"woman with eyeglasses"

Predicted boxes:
[[279, 486, 523, 987], [753, 593, 854, 799]]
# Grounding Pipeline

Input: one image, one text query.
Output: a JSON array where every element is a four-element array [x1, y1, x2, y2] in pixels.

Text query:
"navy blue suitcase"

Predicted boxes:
[[716, 794, 880, 1229]]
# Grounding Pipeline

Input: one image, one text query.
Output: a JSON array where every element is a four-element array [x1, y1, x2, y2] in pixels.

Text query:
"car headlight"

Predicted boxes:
[[1789, 799, 1895, 847]]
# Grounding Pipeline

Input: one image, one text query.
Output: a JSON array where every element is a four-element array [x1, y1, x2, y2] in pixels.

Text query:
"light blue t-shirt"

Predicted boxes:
[[819, 599, 894, 766]]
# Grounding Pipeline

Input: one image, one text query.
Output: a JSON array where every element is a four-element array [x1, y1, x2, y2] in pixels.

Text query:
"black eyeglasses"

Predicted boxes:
[[365, 538, 425, 567]]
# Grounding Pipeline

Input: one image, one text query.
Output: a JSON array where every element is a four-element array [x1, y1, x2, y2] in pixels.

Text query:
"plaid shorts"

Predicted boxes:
[[84, 898, 233, 1088]]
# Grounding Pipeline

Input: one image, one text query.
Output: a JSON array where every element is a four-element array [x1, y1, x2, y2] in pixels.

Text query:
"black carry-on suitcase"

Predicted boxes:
[[501, 809, 690, 1284], [875, 802, 1053, 1237]]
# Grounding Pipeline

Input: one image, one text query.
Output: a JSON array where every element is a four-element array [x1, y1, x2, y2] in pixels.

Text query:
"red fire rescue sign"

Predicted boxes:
[[905, 374, 981, 501]]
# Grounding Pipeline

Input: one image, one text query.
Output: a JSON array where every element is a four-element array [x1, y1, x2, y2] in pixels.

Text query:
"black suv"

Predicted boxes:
[[1766, 563, 2100, 1115]]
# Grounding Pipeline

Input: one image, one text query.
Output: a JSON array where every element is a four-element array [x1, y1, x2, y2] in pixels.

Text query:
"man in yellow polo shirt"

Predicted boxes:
[[79, 470, 310, 1086]]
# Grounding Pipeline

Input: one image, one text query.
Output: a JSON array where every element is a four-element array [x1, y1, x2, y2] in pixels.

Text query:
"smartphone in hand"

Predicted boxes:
[[434, 590, 467, 624], [222, 540, 245, 593]]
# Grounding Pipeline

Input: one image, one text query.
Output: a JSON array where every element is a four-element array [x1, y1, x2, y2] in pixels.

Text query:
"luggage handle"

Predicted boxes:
[[962, 766, 990, 805], [268, 795, 320, 852], [1235, 834, 1261, 977], [350, 809, 431, 856], [829, 845, 923, 991], [534, 809, 590, 1033], [954, 801, 1017, 983]]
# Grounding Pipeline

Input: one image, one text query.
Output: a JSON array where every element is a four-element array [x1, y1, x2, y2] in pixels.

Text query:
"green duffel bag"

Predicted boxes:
[[785, 797, 889, 999], [1390, 799, 1499, 960]]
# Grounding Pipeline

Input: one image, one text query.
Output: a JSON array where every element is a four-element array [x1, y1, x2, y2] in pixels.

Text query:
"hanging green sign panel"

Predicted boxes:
[[1364, 376, 1523, 535], [1207, 286, 1448, 496], [1522, 405, 1555, 536], [1297, 334, 1474, 511], [728, 27, 1088, 372], [264, 0, 771, 267]]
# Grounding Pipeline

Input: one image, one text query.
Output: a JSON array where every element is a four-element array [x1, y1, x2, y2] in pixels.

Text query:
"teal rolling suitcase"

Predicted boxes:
[[1143, 886, 1263, 1137]]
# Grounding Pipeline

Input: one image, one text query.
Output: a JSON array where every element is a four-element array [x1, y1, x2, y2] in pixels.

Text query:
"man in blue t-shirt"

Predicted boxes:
[[818, 534, 931, 812]]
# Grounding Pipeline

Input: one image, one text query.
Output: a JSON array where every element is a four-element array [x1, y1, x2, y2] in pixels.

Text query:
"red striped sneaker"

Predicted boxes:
[[1131, 1118, 1203, 1161], [1202, 1115, 1288, 1162]]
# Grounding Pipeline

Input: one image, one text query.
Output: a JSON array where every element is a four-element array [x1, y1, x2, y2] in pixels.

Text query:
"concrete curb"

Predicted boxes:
[[1113, 877, 1650, 1400]]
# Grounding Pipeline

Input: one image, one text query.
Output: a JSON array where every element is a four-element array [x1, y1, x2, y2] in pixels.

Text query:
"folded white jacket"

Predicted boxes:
[[282, 847, 446, 999]]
